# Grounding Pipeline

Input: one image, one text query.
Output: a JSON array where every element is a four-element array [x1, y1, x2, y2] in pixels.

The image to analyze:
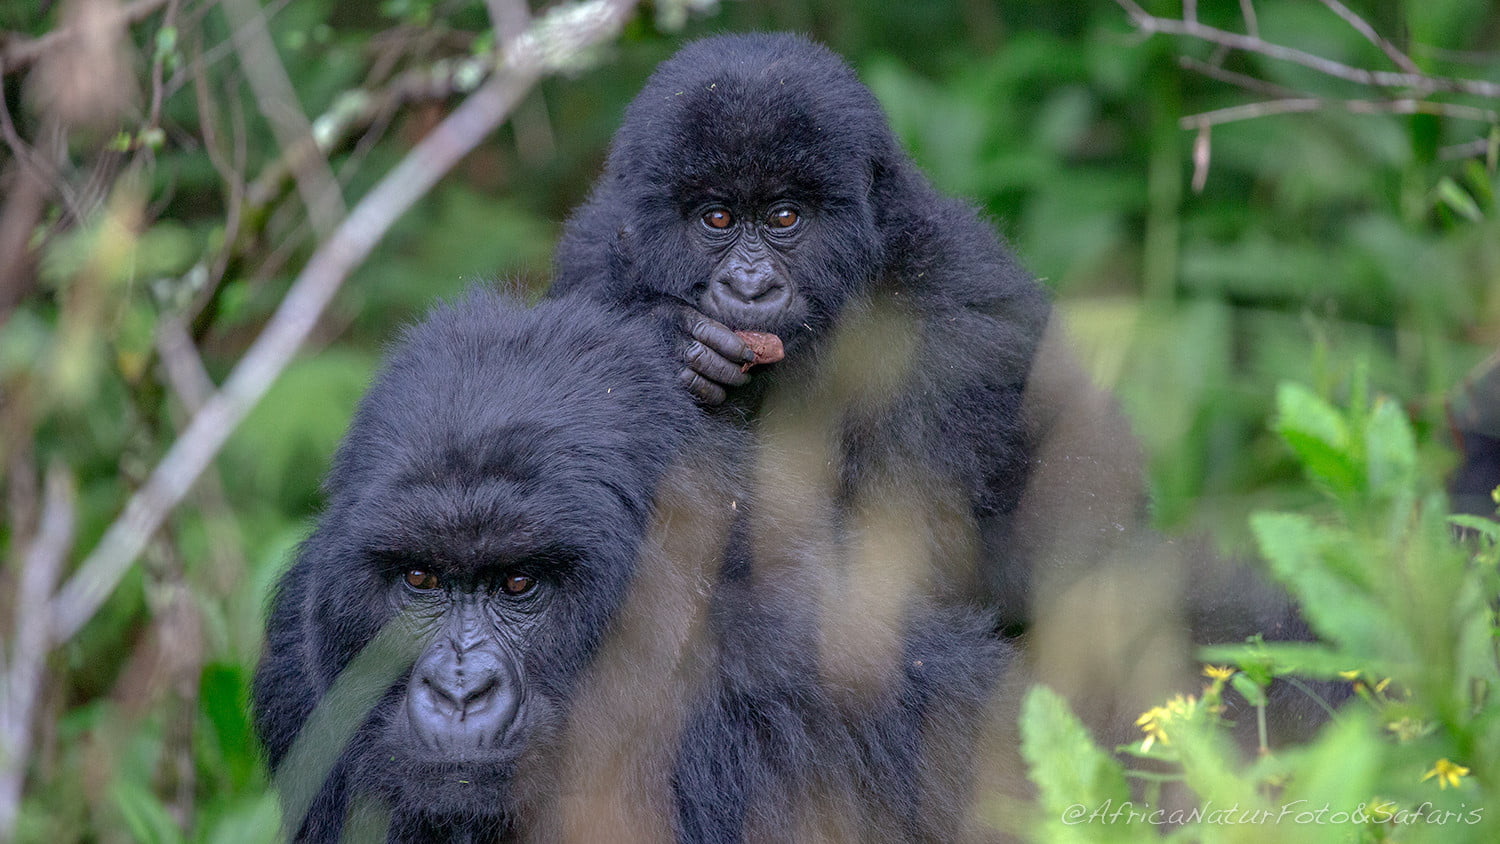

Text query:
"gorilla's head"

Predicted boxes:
[[600, 33, 918, 347], [253, 292, 700, 835]]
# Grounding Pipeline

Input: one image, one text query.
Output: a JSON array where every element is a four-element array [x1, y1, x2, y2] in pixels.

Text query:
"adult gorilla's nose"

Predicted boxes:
[[407, 642, 521, 751]]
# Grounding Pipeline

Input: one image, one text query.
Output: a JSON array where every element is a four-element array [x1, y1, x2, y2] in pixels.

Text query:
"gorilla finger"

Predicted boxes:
[[685, 341, 751, 387], [688, 315, 755, 364], [679, 368, 727, 405]]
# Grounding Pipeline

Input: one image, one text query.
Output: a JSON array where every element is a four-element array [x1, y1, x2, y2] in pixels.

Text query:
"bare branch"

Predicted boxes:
[[486, 0, 556, 163], [0, 0, 169, 74], [155, 317, 216, 412], [0, 159, 50, 326], [1181, 97, 1500, 130], [1237, 0, 1259, 39], [0, 466, 75, 838], [1112, 0, 1500, 98], [1191, 125, 1210, 193], [1178, 56, 1298, 99], [1439, 136, 1499, 166], [1317, 0, 1422, 74], [486, 0, 531, 40], [219, 0, 346, 238], [45, 0, 641, 644]]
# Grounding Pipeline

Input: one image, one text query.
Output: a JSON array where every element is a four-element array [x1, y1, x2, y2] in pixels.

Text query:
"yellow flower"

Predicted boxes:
[[1421, 758, 1470, 790], [1385, 717, 1426, 742], [1338, 670, 1361, 681], [1135, 694, 1197, 752], [1202, 665, 1235, 681], [1373, 677, 1391, 694]]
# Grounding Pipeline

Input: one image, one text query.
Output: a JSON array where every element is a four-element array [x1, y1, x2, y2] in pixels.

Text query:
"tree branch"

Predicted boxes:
[[0, 466, 75, 837], [1317, 0, 1422, 75], [1181, 97, 1500, 131], [220, 0, 346, 239], [1113, 0, 1500, 98]]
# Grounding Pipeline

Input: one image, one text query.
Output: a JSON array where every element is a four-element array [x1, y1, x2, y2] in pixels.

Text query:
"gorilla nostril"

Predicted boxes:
[[461, 676, 499, 712], [422, 676, 461, 713]]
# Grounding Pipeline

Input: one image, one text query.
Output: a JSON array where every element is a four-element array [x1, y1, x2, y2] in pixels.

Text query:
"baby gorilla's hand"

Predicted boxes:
[[676, 306, 755, 404]]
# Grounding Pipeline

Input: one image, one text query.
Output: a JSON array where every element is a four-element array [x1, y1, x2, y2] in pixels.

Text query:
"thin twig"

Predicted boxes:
[[0, 466, 75, 839], [142, 0, 183, 138], [45, 0, 640, 644], [1317, 0, 1422, 74], [1178, 56, 1298, 99], [1439, 137, 1498, 165], [0, 0, 170, 74], [189, 31, 246, 310], [1181, 97, 1500, 130], [1112, 0, 1500, 98], [1237, 0, 1259, 39]]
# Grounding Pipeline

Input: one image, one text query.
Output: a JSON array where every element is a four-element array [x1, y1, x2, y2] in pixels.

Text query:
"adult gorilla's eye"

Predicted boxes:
[[501, 573, 537, 596], [404, 570, 440, 591], [701, 208, 733, 229], [767, 208, 799, 229]]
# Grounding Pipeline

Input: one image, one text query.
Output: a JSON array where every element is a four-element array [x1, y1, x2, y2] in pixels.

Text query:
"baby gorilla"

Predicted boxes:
[[551, 32, 1143, 633], [252, 291, 1012, 842]]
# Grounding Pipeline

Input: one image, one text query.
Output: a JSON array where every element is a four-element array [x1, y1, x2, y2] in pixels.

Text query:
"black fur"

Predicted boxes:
[[252, 291, 1011, 842]]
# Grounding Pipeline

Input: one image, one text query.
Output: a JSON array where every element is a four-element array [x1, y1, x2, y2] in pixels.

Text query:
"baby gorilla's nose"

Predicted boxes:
[[716, 258, 782, 303]]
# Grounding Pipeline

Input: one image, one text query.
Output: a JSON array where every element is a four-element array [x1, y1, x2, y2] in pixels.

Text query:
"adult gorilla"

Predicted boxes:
[[549, 33, 1322, 737], [252, 291, 1011, 841]]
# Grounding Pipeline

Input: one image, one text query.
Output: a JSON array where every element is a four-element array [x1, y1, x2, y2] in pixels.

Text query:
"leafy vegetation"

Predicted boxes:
[[1022, 381, 1500, 841]]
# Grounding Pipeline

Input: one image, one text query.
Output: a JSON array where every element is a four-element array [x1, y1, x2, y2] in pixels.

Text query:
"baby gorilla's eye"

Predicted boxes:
[[404, 570, 440, 591], [502, 573, 537, 596], [767, 208, 799, 229], [702, 208, 734, 229]]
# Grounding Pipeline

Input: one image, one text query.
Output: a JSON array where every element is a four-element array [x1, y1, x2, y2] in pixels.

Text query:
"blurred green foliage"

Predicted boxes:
[[0, 0, 1497, 840], [1022, 379, 1500, 842]]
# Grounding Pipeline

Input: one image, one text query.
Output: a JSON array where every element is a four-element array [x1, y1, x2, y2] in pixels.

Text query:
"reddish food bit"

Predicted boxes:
[[734, 331, 785, 371]]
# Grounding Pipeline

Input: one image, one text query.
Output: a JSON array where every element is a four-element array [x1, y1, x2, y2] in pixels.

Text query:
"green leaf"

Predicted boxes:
[[1277, 717, 1383, 823], [111, 780, 186, 844], [1275, 383, 1360, 495], [1363, 396, 1417, 500], [1448, 514, 1500, 543], [1019, 685, 1132, 842], [1436, 176, 1484, 222], [1199, 641, 1354, 681], [201, 793, 282, 844], [1250, 513, 1392, 657]]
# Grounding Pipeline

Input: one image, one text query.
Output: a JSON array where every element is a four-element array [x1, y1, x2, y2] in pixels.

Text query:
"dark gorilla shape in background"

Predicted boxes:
[[549, 32, 1324, 739], [252, 291, 1012, 842]]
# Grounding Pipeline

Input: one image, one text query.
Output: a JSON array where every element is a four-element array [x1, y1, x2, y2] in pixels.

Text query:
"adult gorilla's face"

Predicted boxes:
[[305, 430, 629, 821], [604, 35, 900, 347], [253, 294, 695, 837]]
